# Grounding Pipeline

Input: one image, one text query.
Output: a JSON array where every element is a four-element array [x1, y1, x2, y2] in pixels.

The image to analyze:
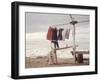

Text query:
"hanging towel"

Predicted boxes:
[[64, 28, 70, 39], [62, 30, 65, 41], [47, 26, 58, 41], [47, 26, 53, 40]]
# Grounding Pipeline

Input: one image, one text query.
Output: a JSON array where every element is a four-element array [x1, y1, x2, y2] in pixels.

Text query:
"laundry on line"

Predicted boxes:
[[47, 26, 71, 49]]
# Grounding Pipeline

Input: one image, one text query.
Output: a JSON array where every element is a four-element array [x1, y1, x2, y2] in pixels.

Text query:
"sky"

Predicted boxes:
[[25, 12, 89, 33]]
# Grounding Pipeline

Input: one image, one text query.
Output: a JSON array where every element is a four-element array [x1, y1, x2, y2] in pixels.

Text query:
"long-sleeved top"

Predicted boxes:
[[58, 28, 64, 40], [47, 26, 53, 40], [47, 27, 58, 41]]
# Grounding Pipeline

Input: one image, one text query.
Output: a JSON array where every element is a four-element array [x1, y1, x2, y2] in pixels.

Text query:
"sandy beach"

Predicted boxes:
[[25, 56, 89, 68]]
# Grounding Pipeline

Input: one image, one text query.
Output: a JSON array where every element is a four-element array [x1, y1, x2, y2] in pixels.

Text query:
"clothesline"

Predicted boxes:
[[51, 22, 69, 27], [47, 14, 89, 63], [47, 26, 71, 49], [47, 27, 70, 41], [51, 20, 89, 27]]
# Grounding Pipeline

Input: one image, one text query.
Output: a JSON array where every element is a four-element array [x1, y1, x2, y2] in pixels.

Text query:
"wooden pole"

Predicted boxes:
[[54, 49, 57, 64], [73, 25, 76, 63]]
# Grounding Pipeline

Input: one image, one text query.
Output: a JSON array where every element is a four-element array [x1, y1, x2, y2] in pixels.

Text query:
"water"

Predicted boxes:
[[26, 30, 89, 58]]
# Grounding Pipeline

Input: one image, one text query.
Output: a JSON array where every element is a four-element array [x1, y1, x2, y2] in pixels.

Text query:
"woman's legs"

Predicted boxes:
[[51, 41, 59, 49], [54, 41, 59, 48]]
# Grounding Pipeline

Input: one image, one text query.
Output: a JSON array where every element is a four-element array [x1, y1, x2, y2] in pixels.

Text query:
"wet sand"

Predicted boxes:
[[25, 56, 89, 68]]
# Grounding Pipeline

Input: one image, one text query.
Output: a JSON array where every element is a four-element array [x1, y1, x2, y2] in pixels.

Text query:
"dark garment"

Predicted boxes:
[[52, 27, 59, 48], [51, 41, 59, 48], [58, 28, 64, 40], [52, 27, 58, 41]]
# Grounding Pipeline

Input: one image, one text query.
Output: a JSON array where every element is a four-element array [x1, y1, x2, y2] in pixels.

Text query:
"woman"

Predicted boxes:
[[51, 27, 59, 48]]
